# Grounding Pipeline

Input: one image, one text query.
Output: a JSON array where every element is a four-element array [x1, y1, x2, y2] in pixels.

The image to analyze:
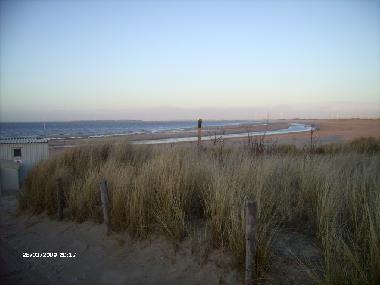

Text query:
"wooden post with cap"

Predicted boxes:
[[197, 118, 202, 145]]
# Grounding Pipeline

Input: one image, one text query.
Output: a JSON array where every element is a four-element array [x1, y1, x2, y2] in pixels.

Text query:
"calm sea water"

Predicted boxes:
[[0, 120, 259, 139]]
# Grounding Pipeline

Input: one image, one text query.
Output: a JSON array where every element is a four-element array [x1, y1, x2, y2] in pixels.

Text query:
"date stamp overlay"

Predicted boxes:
[[23, 252, 77, 258]]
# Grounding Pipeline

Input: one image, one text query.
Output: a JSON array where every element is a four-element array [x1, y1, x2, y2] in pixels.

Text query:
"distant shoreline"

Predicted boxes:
[[132, 123, 312, 145], [46, 119, 380, 155], [0, 119, 261, 139]]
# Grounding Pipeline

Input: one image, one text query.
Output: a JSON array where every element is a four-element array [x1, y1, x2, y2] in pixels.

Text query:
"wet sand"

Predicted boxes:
[[48, 122, 288, 155]]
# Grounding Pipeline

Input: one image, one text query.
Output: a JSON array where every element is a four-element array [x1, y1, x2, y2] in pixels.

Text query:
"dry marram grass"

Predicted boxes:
[[19, 138, 380, 284]]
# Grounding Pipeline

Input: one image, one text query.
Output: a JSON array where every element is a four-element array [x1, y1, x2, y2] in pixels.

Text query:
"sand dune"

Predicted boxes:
[[1, 194, 323, 285]]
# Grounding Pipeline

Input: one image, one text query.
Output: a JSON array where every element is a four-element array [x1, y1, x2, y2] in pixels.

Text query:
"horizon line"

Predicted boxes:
[[1, 117, 379, 124]]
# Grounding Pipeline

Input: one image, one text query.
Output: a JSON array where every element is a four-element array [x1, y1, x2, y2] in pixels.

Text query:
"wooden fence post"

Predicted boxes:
[[56, 178, 64, 220], [245, 200, 257, 285], [100, 179, 111, 235], [197, 118, 202, 145]]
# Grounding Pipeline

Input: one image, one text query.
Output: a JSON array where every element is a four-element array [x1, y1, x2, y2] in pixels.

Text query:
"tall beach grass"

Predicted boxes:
[[19, 138, 380, 284]]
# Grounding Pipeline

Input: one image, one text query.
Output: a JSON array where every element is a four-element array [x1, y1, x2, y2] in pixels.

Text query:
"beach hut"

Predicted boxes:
[[0, 137, 49, 192]]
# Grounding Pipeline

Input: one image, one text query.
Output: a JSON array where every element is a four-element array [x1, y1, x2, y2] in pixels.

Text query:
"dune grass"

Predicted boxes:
[[19, 138, 380, 284]]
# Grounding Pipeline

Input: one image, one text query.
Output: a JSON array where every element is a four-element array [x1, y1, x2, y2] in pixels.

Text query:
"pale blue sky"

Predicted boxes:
[[1, 0, 379, 121]]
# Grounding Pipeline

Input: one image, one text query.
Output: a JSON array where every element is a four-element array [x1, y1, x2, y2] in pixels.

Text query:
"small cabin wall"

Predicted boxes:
[[0, 140, 49, 192], [0, 143, 49, 167], [0, 160, 20, 193]]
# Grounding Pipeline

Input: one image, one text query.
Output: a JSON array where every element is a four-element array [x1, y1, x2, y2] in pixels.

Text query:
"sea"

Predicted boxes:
[[0, 120, 259, 139]]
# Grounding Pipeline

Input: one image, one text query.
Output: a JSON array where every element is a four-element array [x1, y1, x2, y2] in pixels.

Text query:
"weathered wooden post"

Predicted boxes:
[[310, 127, 314, 152], [245, 200, 257, 285], [197, 118, 202, 145], [100, 179, 111, 235], [56, 178, 64, 220]]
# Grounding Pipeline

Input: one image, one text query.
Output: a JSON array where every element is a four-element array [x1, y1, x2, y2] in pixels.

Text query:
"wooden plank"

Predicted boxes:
[[245, 200, 257, 285], [56, 178, 64, 220], [100, 179, 111, 235]]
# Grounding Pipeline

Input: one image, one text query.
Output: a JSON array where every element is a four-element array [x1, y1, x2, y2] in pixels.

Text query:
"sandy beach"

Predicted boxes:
[[49, 119, 380, 155], [0, 195, 240, 285], [0, 195, 322, 285], [271, 119, 380, 145]]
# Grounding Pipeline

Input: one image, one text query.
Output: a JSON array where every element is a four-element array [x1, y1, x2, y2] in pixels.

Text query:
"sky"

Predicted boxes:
[[0, 0, 379, 122]]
